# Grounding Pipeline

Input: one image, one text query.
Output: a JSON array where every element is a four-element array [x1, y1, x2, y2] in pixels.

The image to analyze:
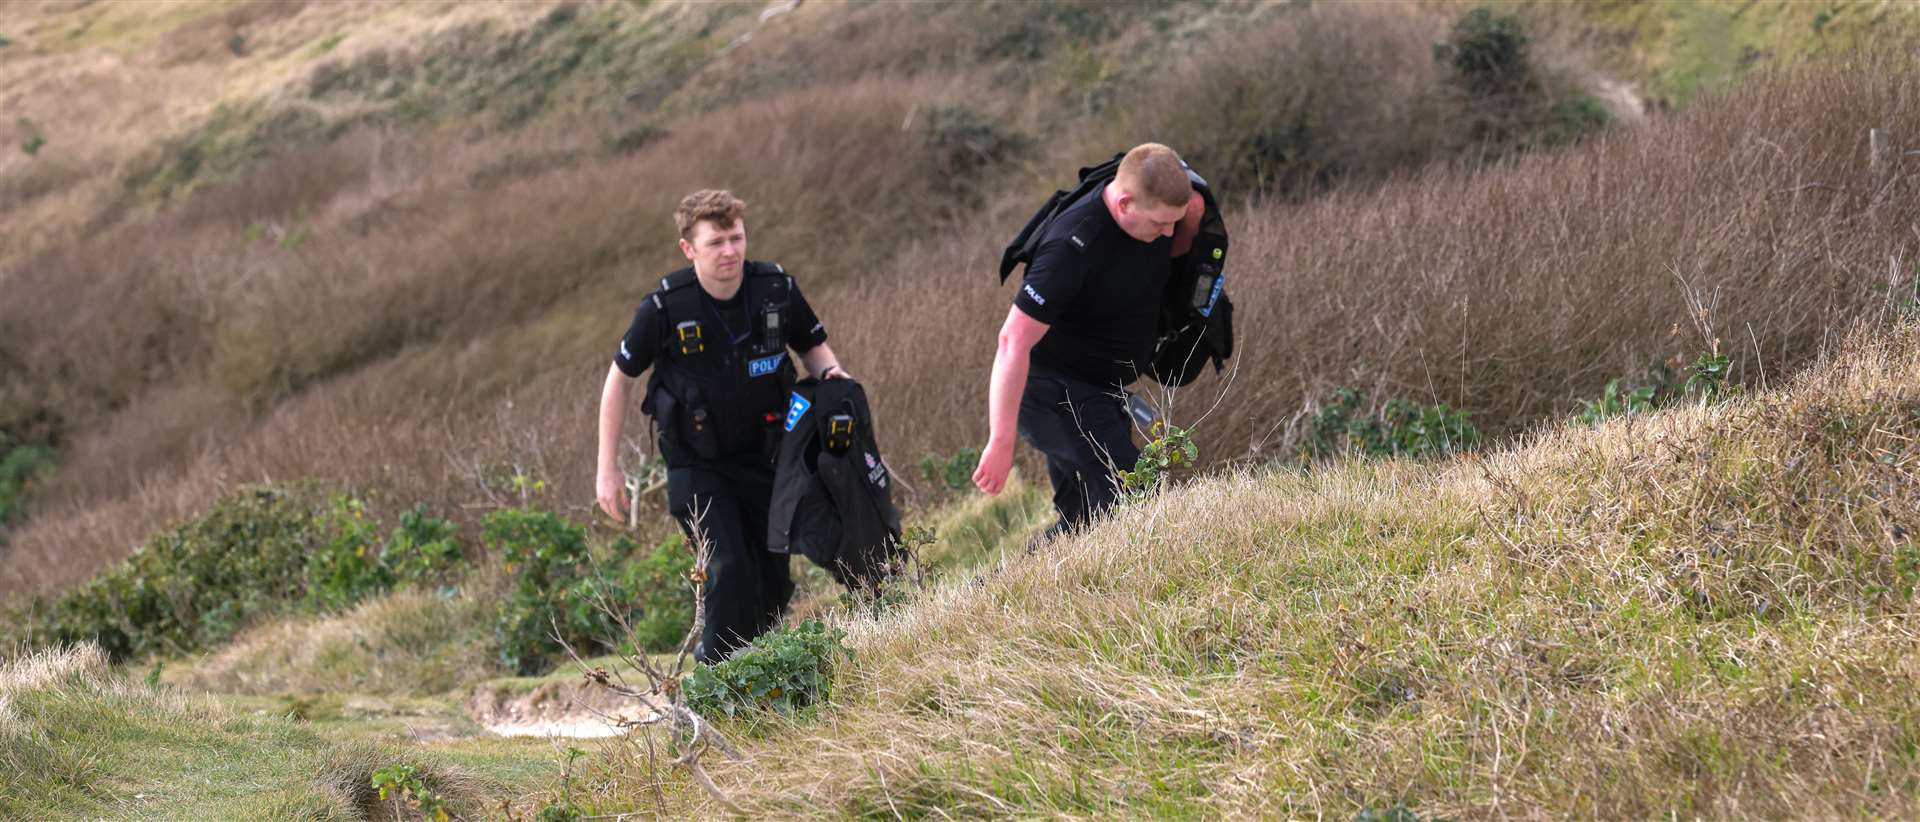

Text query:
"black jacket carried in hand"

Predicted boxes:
[[768, 377, 902, 590]]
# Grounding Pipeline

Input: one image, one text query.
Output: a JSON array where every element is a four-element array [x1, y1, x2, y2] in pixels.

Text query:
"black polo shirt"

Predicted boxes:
[[1012, 182, 1172, 389]]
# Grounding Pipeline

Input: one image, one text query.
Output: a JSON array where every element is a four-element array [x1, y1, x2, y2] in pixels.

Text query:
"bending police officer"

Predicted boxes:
[[595, 189, 849, 663], [972, 144, 1205, 534]]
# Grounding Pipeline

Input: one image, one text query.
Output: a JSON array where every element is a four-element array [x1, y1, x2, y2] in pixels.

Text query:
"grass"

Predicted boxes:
[[1568, 0, 1920, 104], [175, 584, 502, 698], [0, 645, 531, 820], [926, 472, 1051, 569], [611, 321, 1920, 817], [7, 325, 1917, 817]]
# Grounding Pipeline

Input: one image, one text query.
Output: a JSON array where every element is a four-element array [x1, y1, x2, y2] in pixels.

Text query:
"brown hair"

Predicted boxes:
[[674, 189, 747, 240], [1116, 143, 1192, 208]]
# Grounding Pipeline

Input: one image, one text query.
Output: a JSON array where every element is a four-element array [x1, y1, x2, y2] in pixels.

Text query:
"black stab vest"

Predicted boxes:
[[640, 262, 796, 464]]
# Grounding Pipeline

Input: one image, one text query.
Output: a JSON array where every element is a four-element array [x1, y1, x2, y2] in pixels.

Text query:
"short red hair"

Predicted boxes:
[[1116, 143, 1191, 208]]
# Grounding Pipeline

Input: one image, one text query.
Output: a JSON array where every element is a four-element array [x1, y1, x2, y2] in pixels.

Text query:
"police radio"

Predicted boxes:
[[761, 304, 783, 352], [1190, 258, 1224, 319]]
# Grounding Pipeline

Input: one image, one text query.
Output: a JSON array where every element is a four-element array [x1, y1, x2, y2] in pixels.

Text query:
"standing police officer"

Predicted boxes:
[[971, 144, 1205, 535], [595, 189, 849, 663]]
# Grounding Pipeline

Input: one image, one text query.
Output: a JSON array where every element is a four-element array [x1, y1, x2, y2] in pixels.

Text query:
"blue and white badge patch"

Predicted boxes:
[[1200, 273, 1225, 318], [748, 353, 785, 378], [783, 392, 811, 432]]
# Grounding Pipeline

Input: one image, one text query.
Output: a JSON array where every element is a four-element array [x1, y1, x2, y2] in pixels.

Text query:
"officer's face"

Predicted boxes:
[[1115, 193, 1187, 244], [680, 219, 747, 281]]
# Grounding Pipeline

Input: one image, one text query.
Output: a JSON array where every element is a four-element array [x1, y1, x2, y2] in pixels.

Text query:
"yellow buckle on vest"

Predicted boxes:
[[825, 415, 855, 452]]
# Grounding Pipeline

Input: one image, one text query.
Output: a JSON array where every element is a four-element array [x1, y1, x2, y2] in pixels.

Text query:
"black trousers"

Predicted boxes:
[[1017, 366, 1141, 537], [666, 457, 793, 663]]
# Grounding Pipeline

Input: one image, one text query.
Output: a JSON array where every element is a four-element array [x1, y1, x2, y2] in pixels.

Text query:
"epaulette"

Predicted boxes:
[[1058, 209, 1105, 253], [651, 267, 698, 310]]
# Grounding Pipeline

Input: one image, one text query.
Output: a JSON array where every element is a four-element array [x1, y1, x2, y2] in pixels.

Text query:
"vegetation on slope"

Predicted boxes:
[[2, 2, 1919, 816], [0, 0, 1646, 598], [0, 645, 496, 820], [647, 321, 1920, 818]]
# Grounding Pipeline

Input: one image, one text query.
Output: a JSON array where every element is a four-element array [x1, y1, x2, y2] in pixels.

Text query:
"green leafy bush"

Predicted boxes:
[[1685, 350, 1733, 399], [683, 619, 849, 720], [1437, 7, 1610, 150], [1306, 388, 1481, 461], [384, 503, 463, 583], [1574, 379, 1659, 426], [36, 489, 328, 660], [1119, 422, 1197, 497], [306, 498, 472, 609], [371, 764, 451, 821], [304, 497, 391, 611], [486, 508, 692, 675], [1573, 350, 1736, 427], [1534, 94, 1612, 147], [615, 534, 696, 653], [919, 446, 982, 492], [21, 489, 469, 661], [1436, 7, 1532, 97]]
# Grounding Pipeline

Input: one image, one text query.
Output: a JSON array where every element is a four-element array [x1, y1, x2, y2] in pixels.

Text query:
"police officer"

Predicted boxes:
[[595, 189, 849, 663], [971, 144, 1205, 534]]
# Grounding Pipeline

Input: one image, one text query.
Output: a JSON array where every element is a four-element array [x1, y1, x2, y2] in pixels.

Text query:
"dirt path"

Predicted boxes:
[[467, 679, 657, 738]]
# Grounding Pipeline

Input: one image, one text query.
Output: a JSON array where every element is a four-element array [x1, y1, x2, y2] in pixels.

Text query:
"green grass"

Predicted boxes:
[[0, 646, 542, 820], [1569, 0, 1920, 103], [925, 472, 1050, 569]]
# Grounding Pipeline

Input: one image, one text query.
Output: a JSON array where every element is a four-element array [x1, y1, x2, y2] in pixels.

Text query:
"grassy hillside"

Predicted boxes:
[[2, 4, 1919, 815], [10, 320, 1912, 819], [4, 0, 1917, 602], [654, 320, 1920, 818]]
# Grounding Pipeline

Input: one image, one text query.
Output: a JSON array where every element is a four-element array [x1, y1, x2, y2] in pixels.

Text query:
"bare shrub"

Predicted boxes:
[[1108, 1, 1460, 200], [1182, 49, 1920, 460]]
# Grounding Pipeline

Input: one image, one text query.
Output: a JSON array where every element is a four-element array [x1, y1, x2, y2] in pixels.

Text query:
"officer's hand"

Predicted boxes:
[[595, 469, 629, 524], [972, 441, 1014, 496], [823, 364, 852, 380]]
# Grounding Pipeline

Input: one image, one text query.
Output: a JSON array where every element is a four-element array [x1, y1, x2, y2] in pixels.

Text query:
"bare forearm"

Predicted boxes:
[[986, 339, 1030, 447], [597, 364, 632, 476]]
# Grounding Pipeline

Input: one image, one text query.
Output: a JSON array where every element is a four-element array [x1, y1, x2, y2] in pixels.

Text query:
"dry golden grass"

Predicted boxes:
[[0, 0, 562, 268], [640, 321, 1920, 818]]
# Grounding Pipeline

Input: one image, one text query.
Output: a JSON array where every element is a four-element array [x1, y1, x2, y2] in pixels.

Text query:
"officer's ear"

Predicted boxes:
[[678, 237, 696, 260]]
